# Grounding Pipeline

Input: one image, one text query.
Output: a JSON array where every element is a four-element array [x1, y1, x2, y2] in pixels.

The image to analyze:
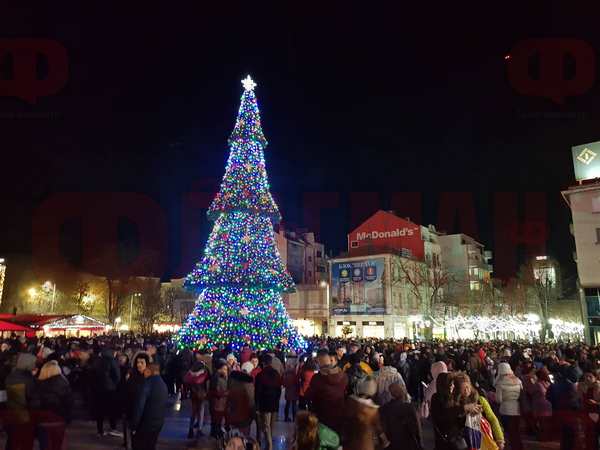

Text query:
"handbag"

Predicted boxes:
[[433, 424, 468, 450]]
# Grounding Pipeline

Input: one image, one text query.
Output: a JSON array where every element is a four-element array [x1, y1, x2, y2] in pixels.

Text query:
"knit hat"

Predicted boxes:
[[241, 361, 254, 375]]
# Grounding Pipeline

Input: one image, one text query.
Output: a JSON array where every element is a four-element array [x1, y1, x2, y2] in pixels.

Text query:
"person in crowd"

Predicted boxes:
[[380, 382, 422, 450], [334, 345, 347, 369], [431, 372, 472, 450], [240, 345, 253, 365], [130, 363, 168, 450], [293, 410, 340, 450], [226, 353, 241, 373], [298, 356, 317, 411], [91, 347, 122, 437], [267, 350, 284, 376], [345, 352, 372, 396], [255, 354, 282, 450], [421, 360, 448, 419], [520, 363, 536, 435], [495, 362, 523, 450], [528, 367, 553, 440], [183, 361, 210, 439], [372, 351, 406, 406], [123, 352, 150, 449], [5, 352, 39, 450], [343, 376, 388, 450], [249, 353, 262, 379], [305, 351, 347, 436], [226, 362, 255, 437], [283, 354, 300, 422], [453, 371, 504, 450], [547, 365, 580, 450], [36, 360, 73, 450], [209, 359, 229, 439]]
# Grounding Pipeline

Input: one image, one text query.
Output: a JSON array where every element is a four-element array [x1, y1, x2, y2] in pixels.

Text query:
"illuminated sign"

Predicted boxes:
[[356, 227, 415, 241], [572, 142, 600, 181]]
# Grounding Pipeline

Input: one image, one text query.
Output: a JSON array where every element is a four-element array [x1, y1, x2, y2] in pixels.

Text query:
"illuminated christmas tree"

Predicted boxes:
[[177, 76, 305, 352]]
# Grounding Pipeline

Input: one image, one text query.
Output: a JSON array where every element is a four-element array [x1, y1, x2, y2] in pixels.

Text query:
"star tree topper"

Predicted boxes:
[[242, 75, 257, 91]]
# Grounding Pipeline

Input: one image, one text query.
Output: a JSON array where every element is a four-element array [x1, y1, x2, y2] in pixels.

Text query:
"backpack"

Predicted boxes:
[[346, 363, 368, 396]]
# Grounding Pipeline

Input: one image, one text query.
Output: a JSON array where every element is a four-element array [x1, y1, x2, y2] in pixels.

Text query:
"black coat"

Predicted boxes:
[[380, 399, 422, 450], [92, 351, 120, 393], [255, 366, 282, 413], [430, 393, 465, 450], [131, 375, 168, 432], [37, 375, 73, 422]]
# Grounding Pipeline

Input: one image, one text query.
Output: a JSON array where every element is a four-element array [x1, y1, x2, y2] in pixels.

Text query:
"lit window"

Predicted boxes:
[[470, 281, 480, 290], [593, 196, 600, 213]]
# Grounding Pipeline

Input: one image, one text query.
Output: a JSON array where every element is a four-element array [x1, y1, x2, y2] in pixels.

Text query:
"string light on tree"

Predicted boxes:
[[177, 75, 305, 352]]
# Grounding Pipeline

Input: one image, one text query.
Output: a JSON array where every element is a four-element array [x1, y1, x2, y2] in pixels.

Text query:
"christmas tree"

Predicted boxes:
[[177, 76, 305, 352]]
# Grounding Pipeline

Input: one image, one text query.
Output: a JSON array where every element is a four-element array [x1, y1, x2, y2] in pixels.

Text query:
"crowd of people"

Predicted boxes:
[[0, 334, 597, 450]]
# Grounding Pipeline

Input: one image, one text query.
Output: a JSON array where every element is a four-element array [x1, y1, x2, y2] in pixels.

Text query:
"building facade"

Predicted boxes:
[[275, 226, 329, 333], [438, 234, 493, 305], [329, 211, 445, 339], [562, 182, 600, 344]]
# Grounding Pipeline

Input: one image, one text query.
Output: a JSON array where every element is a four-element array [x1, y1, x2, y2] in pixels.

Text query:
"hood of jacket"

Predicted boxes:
[[15, 353, 36, 372], [431, 361, 448, 380]]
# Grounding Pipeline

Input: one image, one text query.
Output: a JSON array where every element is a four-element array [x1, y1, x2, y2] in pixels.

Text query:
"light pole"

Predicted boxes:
[[130, 293, 140, 331], [44, 281, 56, 312]]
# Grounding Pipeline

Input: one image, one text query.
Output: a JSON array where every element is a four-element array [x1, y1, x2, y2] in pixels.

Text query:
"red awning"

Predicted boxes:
[[0, 320, 32, 332]]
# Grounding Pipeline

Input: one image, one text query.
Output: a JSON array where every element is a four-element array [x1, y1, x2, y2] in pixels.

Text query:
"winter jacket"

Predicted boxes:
[[317, 423, 340, 450], [282, 367, 300, 401], [298, 368, 315, 398], [495, 375, 522, 416], [92, 349, 120, 393], [343, 395, 386, 450], [240, 348, 252, 364], [479, 396, 504, 444], [226, 371, 254, 428], [37, 375, 73, 423], [305, 365, 348, 435], [495, 362, 522, 416], [183, 368, 209, 401], [131, 375, 168, 432], [547, 378, 579, 412], [380, 399, 422, 450], [6, 354, 39, 424], [528, 380, 552, 417], [124, 370, 146, 420], [430, 392, 466, 450], [209, 373, 228, 415], [374, 365, 406, 406], [255, 366, 282, 413]]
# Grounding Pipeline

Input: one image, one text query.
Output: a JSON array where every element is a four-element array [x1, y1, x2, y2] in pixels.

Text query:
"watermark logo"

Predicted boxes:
[[576, 147, 597, 165], [507, 38, 595, 104], [0, 39, 68, 104]]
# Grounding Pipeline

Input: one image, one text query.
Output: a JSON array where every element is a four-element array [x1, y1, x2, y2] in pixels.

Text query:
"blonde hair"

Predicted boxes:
[[38, 360, 61, 381], [294, 411, 319, 450]]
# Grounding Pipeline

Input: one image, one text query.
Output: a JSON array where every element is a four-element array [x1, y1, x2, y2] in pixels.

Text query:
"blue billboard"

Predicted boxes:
[[331, 258, 385, 315]]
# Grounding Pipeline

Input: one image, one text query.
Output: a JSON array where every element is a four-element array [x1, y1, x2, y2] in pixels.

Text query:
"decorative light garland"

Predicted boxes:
[[445, 314, 584, 341], [177, 75, 305, 352]]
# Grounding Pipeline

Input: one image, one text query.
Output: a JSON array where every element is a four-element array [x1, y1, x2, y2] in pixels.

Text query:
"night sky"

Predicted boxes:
[[2, 3, 600, 300]]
